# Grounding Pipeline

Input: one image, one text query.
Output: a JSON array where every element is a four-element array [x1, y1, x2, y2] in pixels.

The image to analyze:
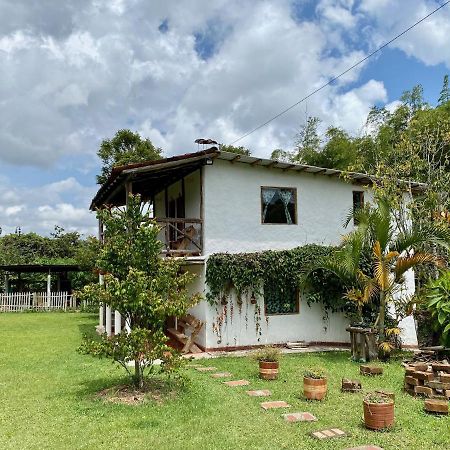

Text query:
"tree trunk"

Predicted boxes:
[[134, 360, 144, 390], [378, 290, 386, 343]]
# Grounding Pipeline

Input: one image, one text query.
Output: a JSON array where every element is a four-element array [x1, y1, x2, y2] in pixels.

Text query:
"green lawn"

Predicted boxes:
[[0, 313, 448, 449]]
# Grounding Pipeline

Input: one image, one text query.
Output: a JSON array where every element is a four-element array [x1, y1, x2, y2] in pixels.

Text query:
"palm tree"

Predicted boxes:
[[321, 197, 448, 346]]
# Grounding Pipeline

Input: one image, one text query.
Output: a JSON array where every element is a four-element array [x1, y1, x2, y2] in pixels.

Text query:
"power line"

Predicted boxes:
[[230, 1, 450, 145]]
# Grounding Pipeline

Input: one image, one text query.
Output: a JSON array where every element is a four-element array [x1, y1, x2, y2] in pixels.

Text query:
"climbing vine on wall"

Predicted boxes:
[[206, 244, 351, 340]]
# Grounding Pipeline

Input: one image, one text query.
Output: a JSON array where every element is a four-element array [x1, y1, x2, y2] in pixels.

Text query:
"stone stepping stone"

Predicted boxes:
[[196, 366, 217, 372], [211, 372, 232, 378], [224, 379, 250, 387], [282, 412, 317, 422], [247, 389, 272, 397], [311, 428, 347, 440], [344, 446, 384, 450], [260, 400, 290, 410]]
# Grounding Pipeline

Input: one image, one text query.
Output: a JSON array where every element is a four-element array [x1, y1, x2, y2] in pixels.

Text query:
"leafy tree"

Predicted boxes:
[[97, 129, 162, 184], [294, 116, 322, 162], [220, 144, 251, 156], [270, 148, 293, 162], [400, 84, 427, 116], [305, 127, 358, 170], [79, 195, 201, 388], [438, 74, 450, 105]]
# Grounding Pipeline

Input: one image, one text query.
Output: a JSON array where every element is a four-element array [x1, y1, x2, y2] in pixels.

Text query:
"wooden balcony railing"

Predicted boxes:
[[156, 218, 203, 256]]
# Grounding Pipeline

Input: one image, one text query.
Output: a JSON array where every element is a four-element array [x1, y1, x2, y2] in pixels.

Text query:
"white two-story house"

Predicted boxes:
[[90, 147, 421, 351]]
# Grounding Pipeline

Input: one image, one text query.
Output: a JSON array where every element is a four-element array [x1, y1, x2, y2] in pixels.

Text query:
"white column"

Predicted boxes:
[[47, 273, 51, 307], [99, 273, 104, 328], [105, 305, 112, 337], [114, 311, 122, 335]]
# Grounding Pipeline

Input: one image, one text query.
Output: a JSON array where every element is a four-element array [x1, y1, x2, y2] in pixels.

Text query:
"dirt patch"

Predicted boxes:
[[95, 379, 181, 406]]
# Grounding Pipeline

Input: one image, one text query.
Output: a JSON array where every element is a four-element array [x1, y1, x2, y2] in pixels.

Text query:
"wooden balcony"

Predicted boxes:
[[156, 218, 203, 256]]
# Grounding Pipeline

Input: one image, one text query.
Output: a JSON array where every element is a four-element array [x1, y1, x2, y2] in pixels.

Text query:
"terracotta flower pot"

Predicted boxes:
[[303, 376, 327, 400], [363, 399, 395, 430], [259, 361, 279, 380]]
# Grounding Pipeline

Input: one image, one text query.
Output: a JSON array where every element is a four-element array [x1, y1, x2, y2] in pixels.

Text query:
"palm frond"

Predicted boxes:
[[394, 253, 445, 281], [395, 223, 450, 253], [373, 241, 390, 290]]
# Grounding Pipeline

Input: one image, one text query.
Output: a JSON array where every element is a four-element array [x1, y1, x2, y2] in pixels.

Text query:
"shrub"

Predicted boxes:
[[250, 346, 282, 362], [426, 270, 450, 346], [364, 392, 392, 404], [303, 367, 327, 379]]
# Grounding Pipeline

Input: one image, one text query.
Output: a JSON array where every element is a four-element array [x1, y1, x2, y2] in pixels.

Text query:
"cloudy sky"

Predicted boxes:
[[0, 0, 449, 237]]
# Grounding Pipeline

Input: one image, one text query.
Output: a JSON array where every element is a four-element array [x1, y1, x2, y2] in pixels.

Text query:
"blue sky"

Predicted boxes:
[[0, 0, 449, 236]]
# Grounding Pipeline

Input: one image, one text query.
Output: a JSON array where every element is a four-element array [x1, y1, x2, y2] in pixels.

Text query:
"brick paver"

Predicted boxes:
[[211, 372, 233, 378], [246, 389, 272, 397], [260, 400, 290, 410], [195, 366, 217, 372], [223, 379, 250, 387], [344, 446, 384, 450], [311, 428, 347, 439], [282, 412, 317, 422]]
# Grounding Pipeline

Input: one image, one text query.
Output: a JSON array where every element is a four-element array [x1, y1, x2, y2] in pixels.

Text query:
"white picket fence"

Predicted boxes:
[[0, 291, 77, 312]]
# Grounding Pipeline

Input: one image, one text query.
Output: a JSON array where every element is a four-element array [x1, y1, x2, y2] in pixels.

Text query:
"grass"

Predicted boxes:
[[0, 313, 448, 449]]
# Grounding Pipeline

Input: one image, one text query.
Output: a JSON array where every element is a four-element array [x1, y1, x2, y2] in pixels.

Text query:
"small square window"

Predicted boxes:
[[353, 191, 364, 225], [264, 283, 299, 315], [261, 187, 297, 224]]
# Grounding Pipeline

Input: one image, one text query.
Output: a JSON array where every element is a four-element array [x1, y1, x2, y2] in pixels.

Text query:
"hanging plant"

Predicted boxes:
[[206, 244, 350, 339]]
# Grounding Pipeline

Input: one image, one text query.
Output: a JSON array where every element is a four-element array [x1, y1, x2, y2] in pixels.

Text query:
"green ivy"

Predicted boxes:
[[206, 244, 349, 313]]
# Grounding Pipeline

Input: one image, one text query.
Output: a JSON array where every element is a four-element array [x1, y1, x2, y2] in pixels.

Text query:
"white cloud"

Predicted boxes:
[[358, 0, 450, 68], [0, 177, 96, 236], [5, 205, 24, 216], [317, 0, 358, 29], [0, 0, 393, 167]]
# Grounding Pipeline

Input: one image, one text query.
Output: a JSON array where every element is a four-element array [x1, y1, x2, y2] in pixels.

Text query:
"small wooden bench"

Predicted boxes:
[[167, 314, 204, 354]]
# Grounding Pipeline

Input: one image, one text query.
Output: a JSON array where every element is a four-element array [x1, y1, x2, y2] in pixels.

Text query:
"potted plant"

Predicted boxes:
[[363, 392, 394, 430], [251, 346, 281, 380], [303, 367, 327, 400]]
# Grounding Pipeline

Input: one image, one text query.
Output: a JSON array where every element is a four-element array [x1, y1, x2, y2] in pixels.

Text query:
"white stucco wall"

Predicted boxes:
[[204, 292, 351, 349], [185, 265, 350, 350], [203, 159, 367, 253], [156, 159, 417, 349]]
